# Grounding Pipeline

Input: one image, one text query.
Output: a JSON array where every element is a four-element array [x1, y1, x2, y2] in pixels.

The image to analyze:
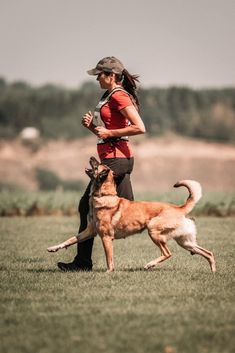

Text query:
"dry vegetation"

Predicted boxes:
[[0, 135, 235, 192]]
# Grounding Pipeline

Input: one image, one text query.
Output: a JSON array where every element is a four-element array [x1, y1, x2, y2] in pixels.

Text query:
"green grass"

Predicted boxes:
[[0, 217, 235, 353]]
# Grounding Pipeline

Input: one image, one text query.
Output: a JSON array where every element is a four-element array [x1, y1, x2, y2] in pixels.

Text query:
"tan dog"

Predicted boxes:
[[47, 157, 216, 273]]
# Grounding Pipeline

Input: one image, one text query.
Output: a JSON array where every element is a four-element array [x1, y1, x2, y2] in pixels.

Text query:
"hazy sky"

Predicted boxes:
[[0, 0, 234, 88]]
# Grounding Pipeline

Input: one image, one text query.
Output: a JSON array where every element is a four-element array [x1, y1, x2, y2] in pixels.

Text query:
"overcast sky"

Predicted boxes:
[[0, 0, 234, 88]]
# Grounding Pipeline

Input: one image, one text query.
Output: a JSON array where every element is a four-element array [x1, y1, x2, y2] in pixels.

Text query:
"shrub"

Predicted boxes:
[[35, 167, 85, 191], [36, 168, 60, 190]]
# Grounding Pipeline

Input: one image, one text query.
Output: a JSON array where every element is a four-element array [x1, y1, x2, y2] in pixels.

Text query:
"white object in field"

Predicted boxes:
[[20, 127, 40, 140]]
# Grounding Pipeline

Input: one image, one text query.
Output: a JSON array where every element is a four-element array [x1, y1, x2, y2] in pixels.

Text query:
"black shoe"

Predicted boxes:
[[57, 262, 92, 272]]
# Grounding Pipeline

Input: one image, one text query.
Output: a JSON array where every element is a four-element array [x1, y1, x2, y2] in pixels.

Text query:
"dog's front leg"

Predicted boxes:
[[47, 224, 95, 253], [101, 235, 114, 272], [47, 235, 79, 252], [77, 223, 95, 242]]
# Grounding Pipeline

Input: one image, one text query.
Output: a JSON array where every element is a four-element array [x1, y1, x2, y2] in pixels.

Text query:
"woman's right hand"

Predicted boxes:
[[82, 111, 93, 128]]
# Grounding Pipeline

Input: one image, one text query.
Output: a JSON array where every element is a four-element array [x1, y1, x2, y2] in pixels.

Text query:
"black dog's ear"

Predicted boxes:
[[85, 168, 94, 179], [98, 169, 109, 182]]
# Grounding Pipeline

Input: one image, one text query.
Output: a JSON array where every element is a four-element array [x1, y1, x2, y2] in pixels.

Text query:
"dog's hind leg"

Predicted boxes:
[[192, 244, 216, 273], [195, 245, 214, 257], [175, 237, 216, 273], [144, 231, 172, 270]]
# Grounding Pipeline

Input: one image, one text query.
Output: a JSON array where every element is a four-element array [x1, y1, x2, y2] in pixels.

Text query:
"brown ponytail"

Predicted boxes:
[[114, 69, 140, 111], [122, 69, 140, 111]]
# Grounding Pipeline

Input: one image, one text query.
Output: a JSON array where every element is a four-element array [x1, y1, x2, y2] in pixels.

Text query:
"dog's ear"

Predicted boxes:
[[89, 156, 100, 169], [85, 168, 94, 179]]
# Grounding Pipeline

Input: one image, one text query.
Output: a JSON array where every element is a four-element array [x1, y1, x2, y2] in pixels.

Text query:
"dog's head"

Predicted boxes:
[[85, 156, 112, 186]]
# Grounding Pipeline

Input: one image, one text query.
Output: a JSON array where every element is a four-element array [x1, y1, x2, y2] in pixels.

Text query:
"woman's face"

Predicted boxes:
[[96, 72, 114, 89]]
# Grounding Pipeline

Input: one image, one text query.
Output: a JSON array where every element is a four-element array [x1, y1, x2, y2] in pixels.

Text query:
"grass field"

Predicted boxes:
[[0, 216, 234, 353]]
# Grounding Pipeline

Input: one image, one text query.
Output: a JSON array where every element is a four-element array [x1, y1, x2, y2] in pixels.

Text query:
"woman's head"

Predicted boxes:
[[87, 56, 140, 110]]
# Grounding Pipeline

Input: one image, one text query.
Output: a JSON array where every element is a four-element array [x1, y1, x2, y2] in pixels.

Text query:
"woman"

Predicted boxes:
[[58, 56, 145, 271]]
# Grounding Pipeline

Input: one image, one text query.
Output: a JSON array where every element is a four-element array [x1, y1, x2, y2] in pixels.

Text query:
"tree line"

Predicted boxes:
[[0, 77, 234, 142]]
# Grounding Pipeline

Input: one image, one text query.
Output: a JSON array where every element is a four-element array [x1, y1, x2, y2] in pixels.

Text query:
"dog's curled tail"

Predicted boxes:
[[174, 180, 202, 214]]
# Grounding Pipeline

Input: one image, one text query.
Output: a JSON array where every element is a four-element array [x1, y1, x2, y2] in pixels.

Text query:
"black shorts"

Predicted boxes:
[[101, 157, 134, 201]]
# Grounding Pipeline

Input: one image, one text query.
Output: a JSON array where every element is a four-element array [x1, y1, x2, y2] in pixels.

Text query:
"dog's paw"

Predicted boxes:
[[106, 269, 114, 273], [144, 265, 151, 270], [144, 261, 157, 270], [47, 245, 61, 252]]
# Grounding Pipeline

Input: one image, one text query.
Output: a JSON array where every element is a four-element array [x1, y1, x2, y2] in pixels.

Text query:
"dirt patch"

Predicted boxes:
[[0, 135, 235, 192]]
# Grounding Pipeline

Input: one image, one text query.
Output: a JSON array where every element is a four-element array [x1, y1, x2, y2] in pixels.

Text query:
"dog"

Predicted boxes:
[[47, 156, 216, 273]]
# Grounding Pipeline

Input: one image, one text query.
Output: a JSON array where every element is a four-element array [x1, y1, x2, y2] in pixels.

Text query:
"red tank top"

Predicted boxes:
[[97, 90, 134, 160]]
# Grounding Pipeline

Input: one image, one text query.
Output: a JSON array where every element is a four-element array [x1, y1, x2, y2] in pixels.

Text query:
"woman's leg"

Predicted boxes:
[[115, 173, 134, 200], [102, 157, 134, 200], [58, 182, 93, 271]]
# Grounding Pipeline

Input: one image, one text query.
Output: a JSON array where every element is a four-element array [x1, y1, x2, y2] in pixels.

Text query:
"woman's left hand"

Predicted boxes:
[[95, 126, 112, 139]]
